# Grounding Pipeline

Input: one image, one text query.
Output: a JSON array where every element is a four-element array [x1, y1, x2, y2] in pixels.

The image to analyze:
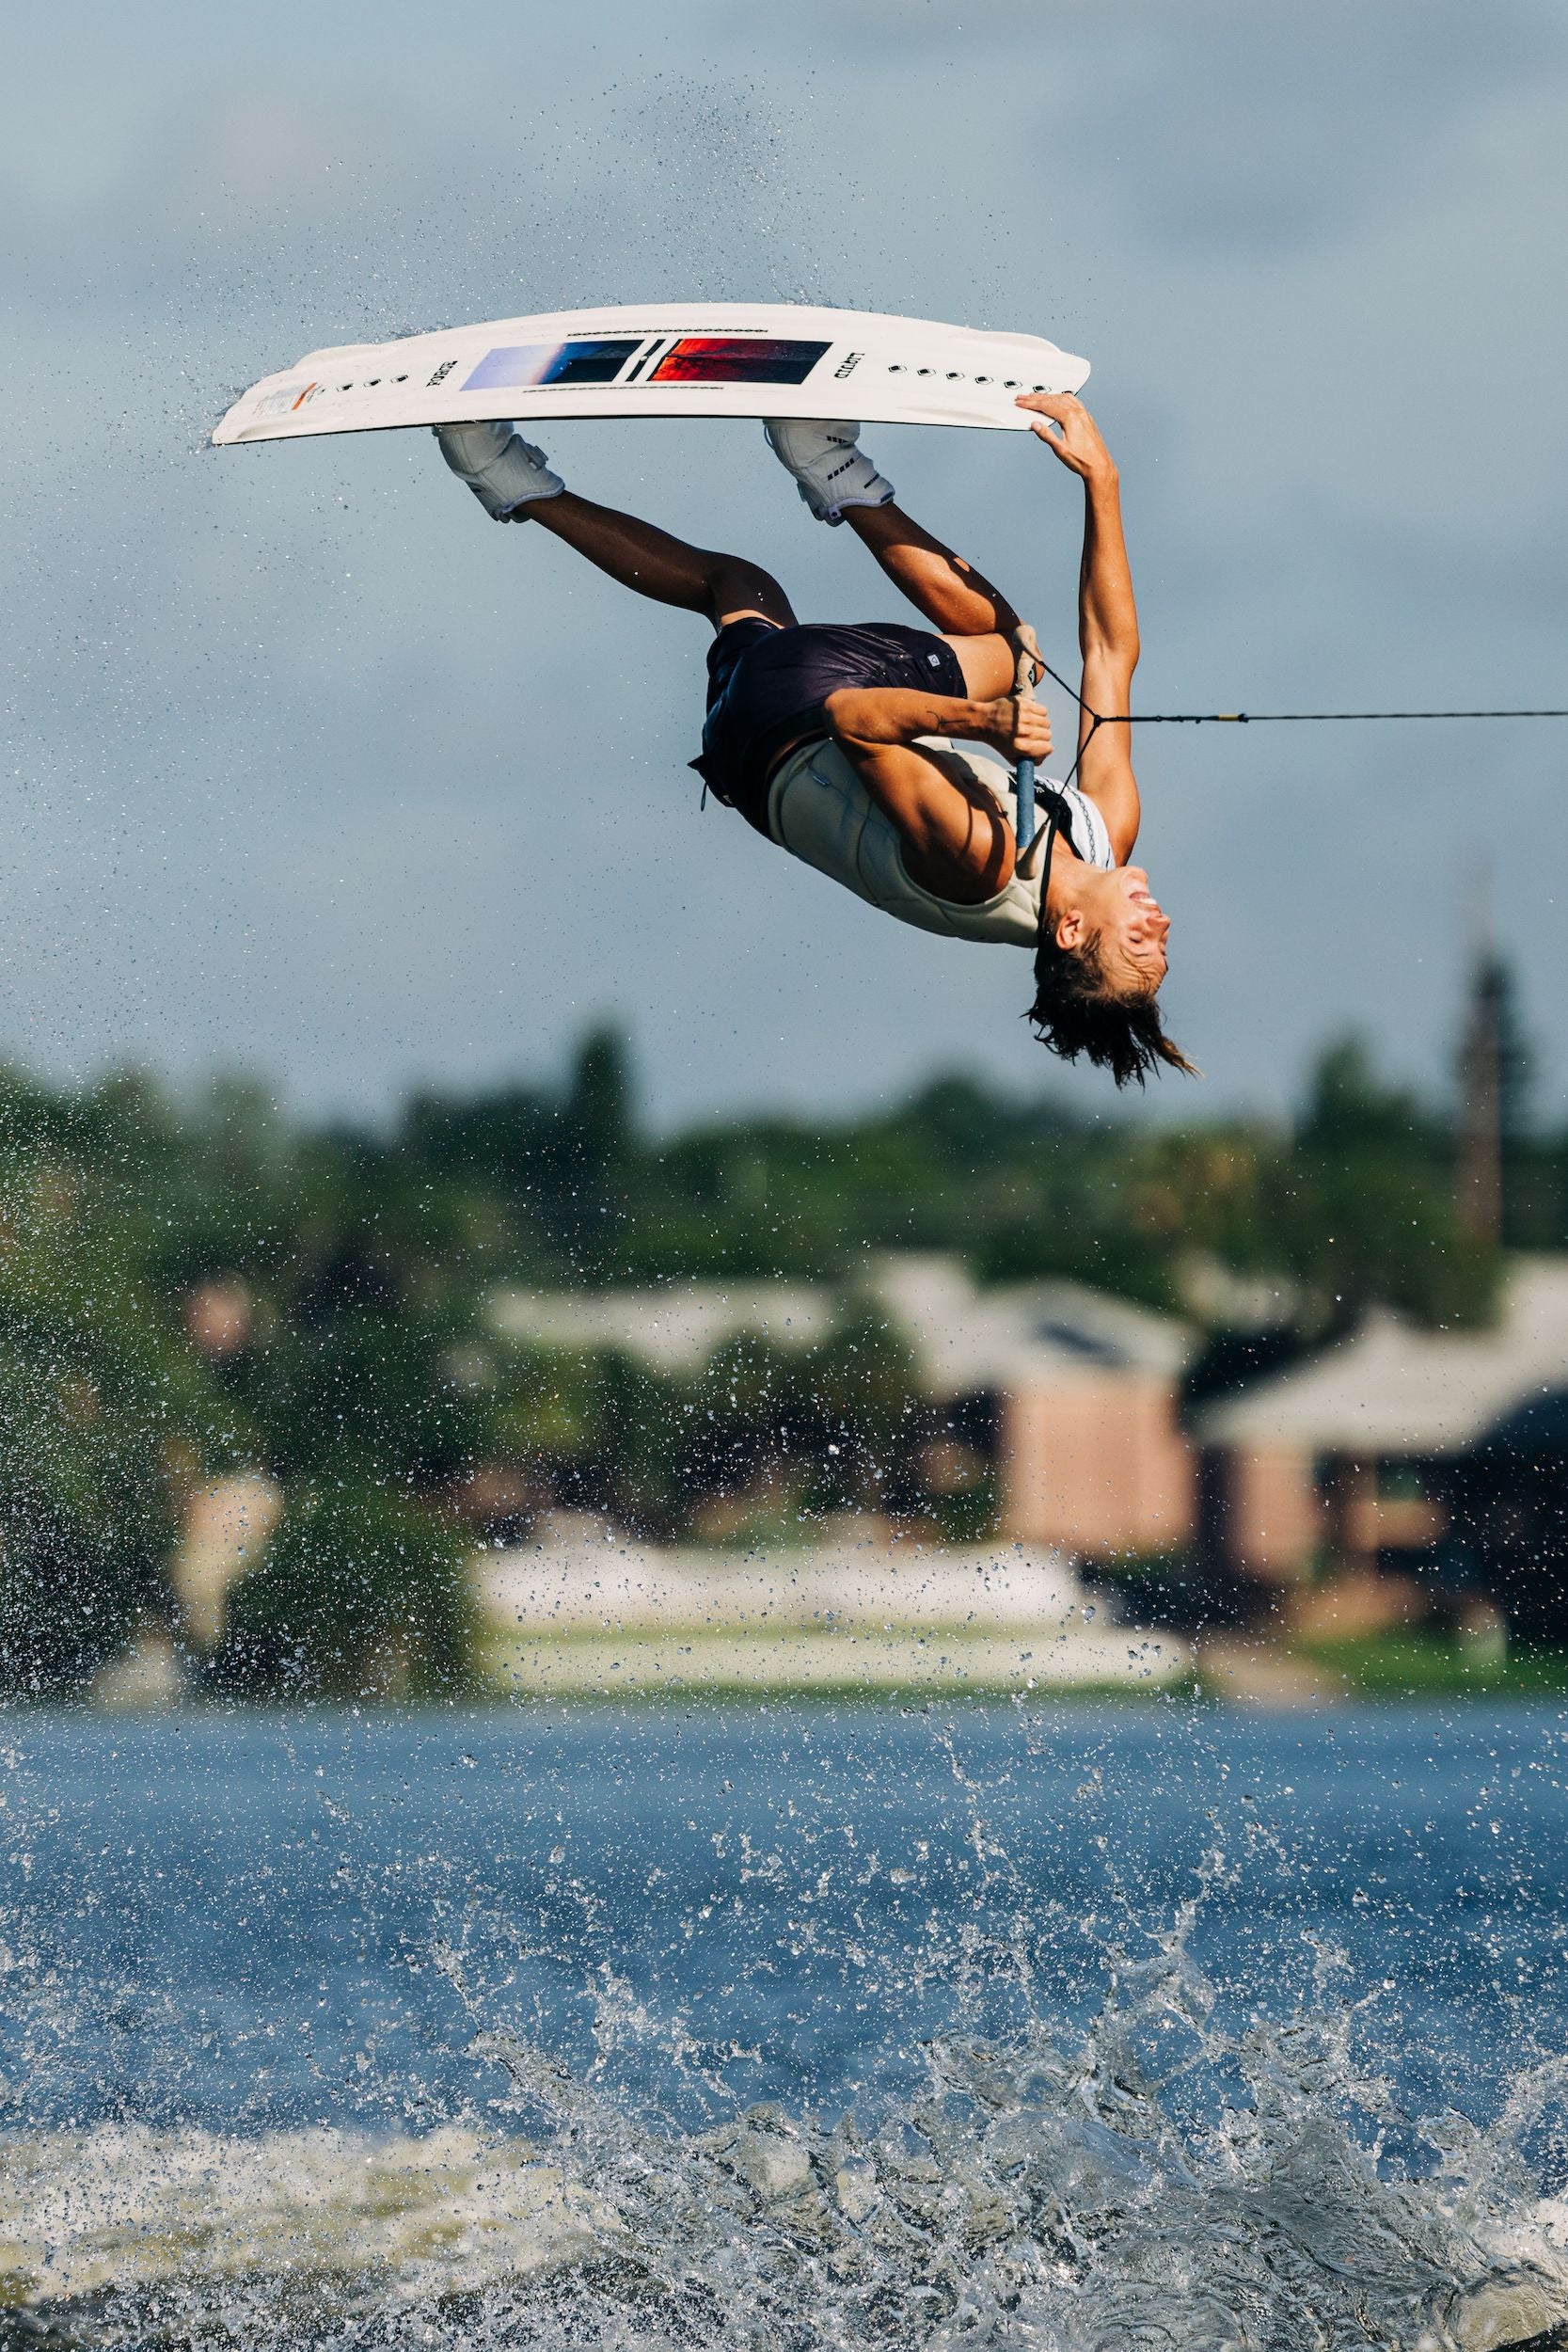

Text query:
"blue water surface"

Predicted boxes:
[[4, 1699, 1566, 2143]]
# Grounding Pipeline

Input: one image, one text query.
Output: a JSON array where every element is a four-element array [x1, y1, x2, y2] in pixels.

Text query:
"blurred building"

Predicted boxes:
[[1194, 1255, 1568, 1633], [863, 1256, 1195, 1557], [491, 1252, 1196, 1559]]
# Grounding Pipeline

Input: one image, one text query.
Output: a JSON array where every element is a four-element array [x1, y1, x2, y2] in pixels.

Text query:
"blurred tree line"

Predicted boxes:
[[0, 979, 1557, 1700]]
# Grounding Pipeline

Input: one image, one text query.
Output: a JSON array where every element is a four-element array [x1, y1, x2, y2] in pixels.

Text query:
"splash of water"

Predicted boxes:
[[5, 1923, 1568, 2352]]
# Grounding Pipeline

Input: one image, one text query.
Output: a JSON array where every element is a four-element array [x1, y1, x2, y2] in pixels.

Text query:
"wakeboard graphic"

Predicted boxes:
[[211, 303, 1090, 447]]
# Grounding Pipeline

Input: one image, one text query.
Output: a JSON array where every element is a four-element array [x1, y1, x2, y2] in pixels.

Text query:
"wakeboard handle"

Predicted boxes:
[[1011, 625, 1043, 853]]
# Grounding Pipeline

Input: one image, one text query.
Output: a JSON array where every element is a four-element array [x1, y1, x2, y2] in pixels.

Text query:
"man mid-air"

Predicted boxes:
[[436, 390, 1191, 1087]]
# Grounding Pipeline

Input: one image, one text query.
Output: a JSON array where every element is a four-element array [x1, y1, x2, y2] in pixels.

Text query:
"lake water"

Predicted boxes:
[[5, 1699, 1568, 2350]]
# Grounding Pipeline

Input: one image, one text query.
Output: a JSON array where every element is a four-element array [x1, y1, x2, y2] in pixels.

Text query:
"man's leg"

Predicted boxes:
[[760, 425, 1019, 694], [527, 492, 797, 631], [842, 503, 1020, 698], [842, 502, 1019, 638]]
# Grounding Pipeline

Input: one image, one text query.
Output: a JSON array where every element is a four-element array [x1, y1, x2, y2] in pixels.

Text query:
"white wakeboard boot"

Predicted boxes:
[[435, 421, 564, 518], [763, 419, 895, 525]]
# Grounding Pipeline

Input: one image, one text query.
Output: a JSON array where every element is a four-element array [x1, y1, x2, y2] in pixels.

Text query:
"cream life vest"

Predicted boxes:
[[766, 737, 1115, 948]]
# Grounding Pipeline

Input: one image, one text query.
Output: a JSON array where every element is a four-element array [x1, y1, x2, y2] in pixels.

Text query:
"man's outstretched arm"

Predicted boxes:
[[1016, 393, 1143, 861]]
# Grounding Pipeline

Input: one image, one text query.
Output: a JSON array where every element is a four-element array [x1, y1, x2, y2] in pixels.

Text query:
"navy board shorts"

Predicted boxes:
[[693, 619, 968, 834]]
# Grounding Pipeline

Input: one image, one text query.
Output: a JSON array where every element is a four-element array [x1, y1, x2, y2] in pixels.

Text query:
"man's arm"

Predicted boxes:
[[822, 687, 1053, 903], [1016, 394, 1142, 862], [825, 686, 1051, 761], [821, 685, 1053, 905]]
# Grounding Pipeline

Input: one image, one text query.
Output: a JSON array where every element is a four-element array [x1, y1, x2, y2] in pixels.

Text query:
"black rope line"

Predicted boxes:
[[1032, 653, 1101, 794], [1023, 646, 1568, 796], [1107, 707, 1568, 724]]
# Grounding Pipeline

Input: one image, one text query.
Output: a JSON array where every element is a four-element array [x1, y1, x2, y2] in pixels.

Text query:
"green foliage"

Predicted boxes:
[[214, 1482, 474, 1700], [0, 994, 1550, 1698], [1084, 1546, 1240, 1635], [1295, 1631, 1568, 1698], [0, 1069, 229, 1695], [1299, 1035, 1434, 1157], [927, 1471, 999, 1546], [235, 1301, 493, 1490], [481, 1311, 928, 1541], [1281, 1035, 1498, 1327], [0, 1507, 150, 1699], [790, 1308, 924, 1513], [401, 1025, 634, 1279], [1264, 1142, 1497, 1328]]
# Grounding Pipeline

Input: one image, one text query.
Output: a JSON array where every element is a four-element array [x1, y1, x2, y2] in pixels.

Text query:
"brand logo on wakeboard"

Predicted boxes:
[[426, 358, 458, 388], [834, 352, 864, 379], [253, 381, 325, 420]]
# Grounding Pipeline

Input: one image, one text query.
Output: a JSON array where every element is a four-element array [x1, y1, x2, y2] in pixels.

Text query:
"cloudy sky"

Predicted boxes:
[[4, 0, 1566, 1127]]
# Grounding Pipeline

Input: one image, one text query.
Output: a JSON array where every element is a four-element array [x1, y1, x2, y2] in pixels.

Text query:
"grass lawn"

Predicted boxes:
[[480, 1623, 1194, 1701], [1295, 1629, 1568, 1698]]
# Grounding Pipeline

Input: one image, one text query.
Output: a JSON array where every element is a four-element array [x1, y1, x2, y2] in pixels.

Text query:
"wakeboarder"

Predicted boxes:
[[436, 392, 1191, 1086]]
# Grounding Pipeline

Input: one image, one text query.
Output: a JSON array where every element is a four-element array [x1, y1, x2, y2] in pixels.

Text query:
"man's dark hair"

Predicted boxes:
[[1027, 926, 1196, 1088]]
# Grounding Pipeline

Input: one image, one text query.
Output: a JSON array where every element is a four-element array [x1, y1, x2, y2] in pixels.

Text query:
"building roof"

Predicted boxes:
[[489, 1279, 836, 1370], [490, 1252, 1193, 1398], [863, 1254, 1192, 1393], [1194, 1256, 1568, 1457]]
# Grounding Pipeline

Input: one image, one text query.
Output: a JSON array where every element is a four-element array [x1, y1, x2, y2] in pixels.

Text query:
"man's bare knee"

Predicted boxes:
[[705, 555, 796, 629]]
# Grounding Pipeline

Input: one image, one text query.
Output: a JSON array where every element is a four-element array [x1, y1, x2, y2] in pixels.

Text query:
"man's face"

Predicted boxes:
[[1094, 866, 1171, 996]]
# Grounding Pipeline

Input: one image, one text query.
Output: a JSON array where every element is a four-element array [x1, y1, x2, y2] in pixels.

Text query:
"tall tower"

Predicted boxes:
[[1455, 953, 1503, 1246]]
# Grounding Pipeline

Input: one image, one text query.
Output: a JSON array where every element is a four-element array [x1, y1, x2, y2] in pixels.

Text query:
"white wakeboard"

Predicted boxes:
[[211, 302, 1089, 448]]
